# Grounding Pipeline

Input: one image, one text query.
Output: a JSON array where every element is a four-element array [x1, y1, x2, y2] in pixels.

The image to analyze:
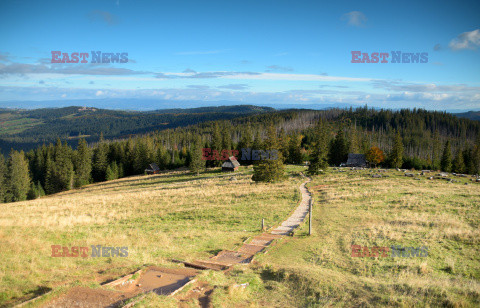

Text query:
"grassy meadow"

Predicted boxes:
[[1, 166, 479, 307], [0, 166, 305, 306], [250, 169, 480, 307]]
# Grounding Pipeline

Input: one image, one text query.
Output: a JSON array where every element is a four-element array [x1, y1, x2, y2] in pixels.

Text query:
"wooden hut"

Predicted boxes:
[[222, 156, 240, 172], [145, 163, 160, 175], [346, 154, 367, 167]]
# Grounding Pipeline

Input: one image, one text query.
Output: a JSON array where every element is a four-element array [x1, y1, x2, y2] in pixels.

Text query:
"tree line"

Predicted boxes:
[[1, 106, 479, 203]]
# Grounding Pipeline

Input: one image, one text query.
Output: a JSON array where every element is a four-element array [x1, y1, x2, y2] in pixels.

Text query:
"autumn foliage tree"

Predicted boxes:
[[366, 146, 385, 168]]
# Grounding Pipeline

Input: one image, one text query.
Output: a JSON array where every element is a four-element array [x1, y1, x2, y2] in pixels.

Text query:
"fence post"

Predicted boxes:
[[262, 218, 265, 231], [309, 198, 313, 235]]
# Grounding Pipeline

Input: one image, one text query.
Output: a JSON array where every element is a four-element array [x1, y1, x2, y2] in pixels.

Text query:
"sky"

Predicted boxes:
[[0, 0, 479, 111]]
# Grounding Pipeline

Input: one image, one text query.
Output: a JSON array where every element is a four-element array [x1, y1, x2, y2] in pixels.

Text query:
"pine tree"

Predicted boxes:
[[473, 135, 480, 175], [222, 123, 232, 151], [389, 130, 404, 168], [238, 126, 253, 150], [440, 140, 452, 172], [287, 133, 303, 164], [211, 122, 223, 167], [328, 128, 348, 166], [252, 124, 285, 182], [349, 124, 360, 153], [278, 128, 289, 162], [92, 143, 109, 182], [189, 136, 205, 175], [432, 129, 441, 170], [156, 144, 169, 170], [7, 150, 31, 202], [73, 138, 92, 187], [27, 181, 45, 200], [308, 120, 329, 175], [0, 153, 7, 203], [45, 140, 74, 193], [133, 139, 149, 174], [106, 161, 119, 181], [452, 149, 465, 174], [252, 130, 263, 150]]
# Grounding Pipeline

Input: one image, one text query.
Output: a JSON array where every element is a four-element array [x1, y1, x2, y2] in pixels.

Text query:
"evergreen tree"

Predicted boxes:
[[45, 140, 74, 193], [287, 133, 303, 164], [463, 147, 474, 175], [27, 181, 45, 200], [252, 130, 263, 150], [308, 120, 329, 175], [349, 124, 360, 153], [156, 144, 170, 170], [222, 123, 232, 151], [106, 161, 120, 181], [238, 126, 253, 150], [133, 139, 150, 174], [210, 122, 223, 167], [7, 150, 31, 202], [92, 143, 109, 182], [389, 130, 404, 168], [432, 129, 441, 170], [278, 128, 289, 163], [252, 124, 285, 182], [452, 149, 465, 174], [328, 128, 348, 166], [73, 138, 92, 187], [0, 153, 7, 203], [440, 140, 452, 172], [189, 136, 205, 175], [473, 135, 480, 175]]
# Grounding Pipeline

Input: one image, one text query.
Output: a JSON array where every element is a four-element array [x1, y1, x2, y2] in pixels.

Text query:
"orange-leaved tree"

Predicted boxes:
[[366, 146, 385, 168]]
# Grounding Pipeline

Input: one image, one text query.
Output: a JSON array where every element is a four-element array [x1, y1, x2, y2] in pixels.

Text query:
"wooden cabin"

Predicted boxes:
[[222, 156, 240, 172], [145, 163, 160, 175], [346, 154, 367, 167]]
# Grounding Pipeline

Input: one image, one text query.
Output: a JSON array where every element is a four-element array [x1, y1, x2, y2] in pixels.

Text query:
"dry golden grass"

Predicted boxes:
[[253, 169, 480, 307], [2, 166, 479, 307], [0, 167, 305, 306]]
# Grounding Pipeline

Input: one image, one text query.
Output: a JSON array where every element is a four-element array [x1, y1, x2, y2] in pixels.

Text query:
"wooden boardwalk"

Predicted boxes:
[[186, 175, 313, 270], [271, 178, 312, 235]]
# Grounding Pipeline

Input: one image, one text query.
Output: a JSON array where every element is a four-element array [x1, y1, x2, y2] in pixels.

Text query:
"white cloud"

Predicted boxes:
[[449, 29, 480, 50]]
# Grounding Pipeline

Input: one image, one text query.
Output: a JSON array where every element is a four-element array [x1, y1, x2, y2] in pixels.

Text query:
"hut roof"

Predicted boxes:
[[145, 163, 160, 172], [346, 154, 366, 166], [222, 156, 240, 169]]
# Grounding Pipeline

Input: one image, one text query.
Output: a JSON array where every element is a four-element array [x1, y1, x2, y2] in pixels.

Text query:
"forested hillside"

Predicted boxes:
[[1, 106, 479, 203], [0, 105, 275, 154]]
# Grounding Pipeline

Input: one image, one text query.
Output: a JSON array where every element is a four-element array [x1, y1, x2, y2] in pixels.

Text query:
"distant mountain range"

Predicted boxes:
[[1, 98, 479, 114], [0, 98, 358, 111], [454, 111, 480, 122]]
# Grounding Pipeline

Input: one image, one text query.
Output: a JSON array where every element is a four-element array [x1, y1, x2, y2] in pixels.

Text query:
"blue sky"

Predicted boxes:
[[0, 0, 479, 110]]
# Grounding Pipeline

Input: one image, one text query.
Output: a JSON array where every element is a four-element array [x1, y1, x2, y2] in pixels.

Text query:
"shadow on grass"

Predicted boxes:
[[6, 286, 52, 307]]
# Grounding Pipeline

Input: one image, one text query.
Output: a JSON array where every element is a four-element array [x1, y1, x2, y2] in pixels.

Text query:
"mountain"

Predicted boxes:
[[454, 111, 480, 122]]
